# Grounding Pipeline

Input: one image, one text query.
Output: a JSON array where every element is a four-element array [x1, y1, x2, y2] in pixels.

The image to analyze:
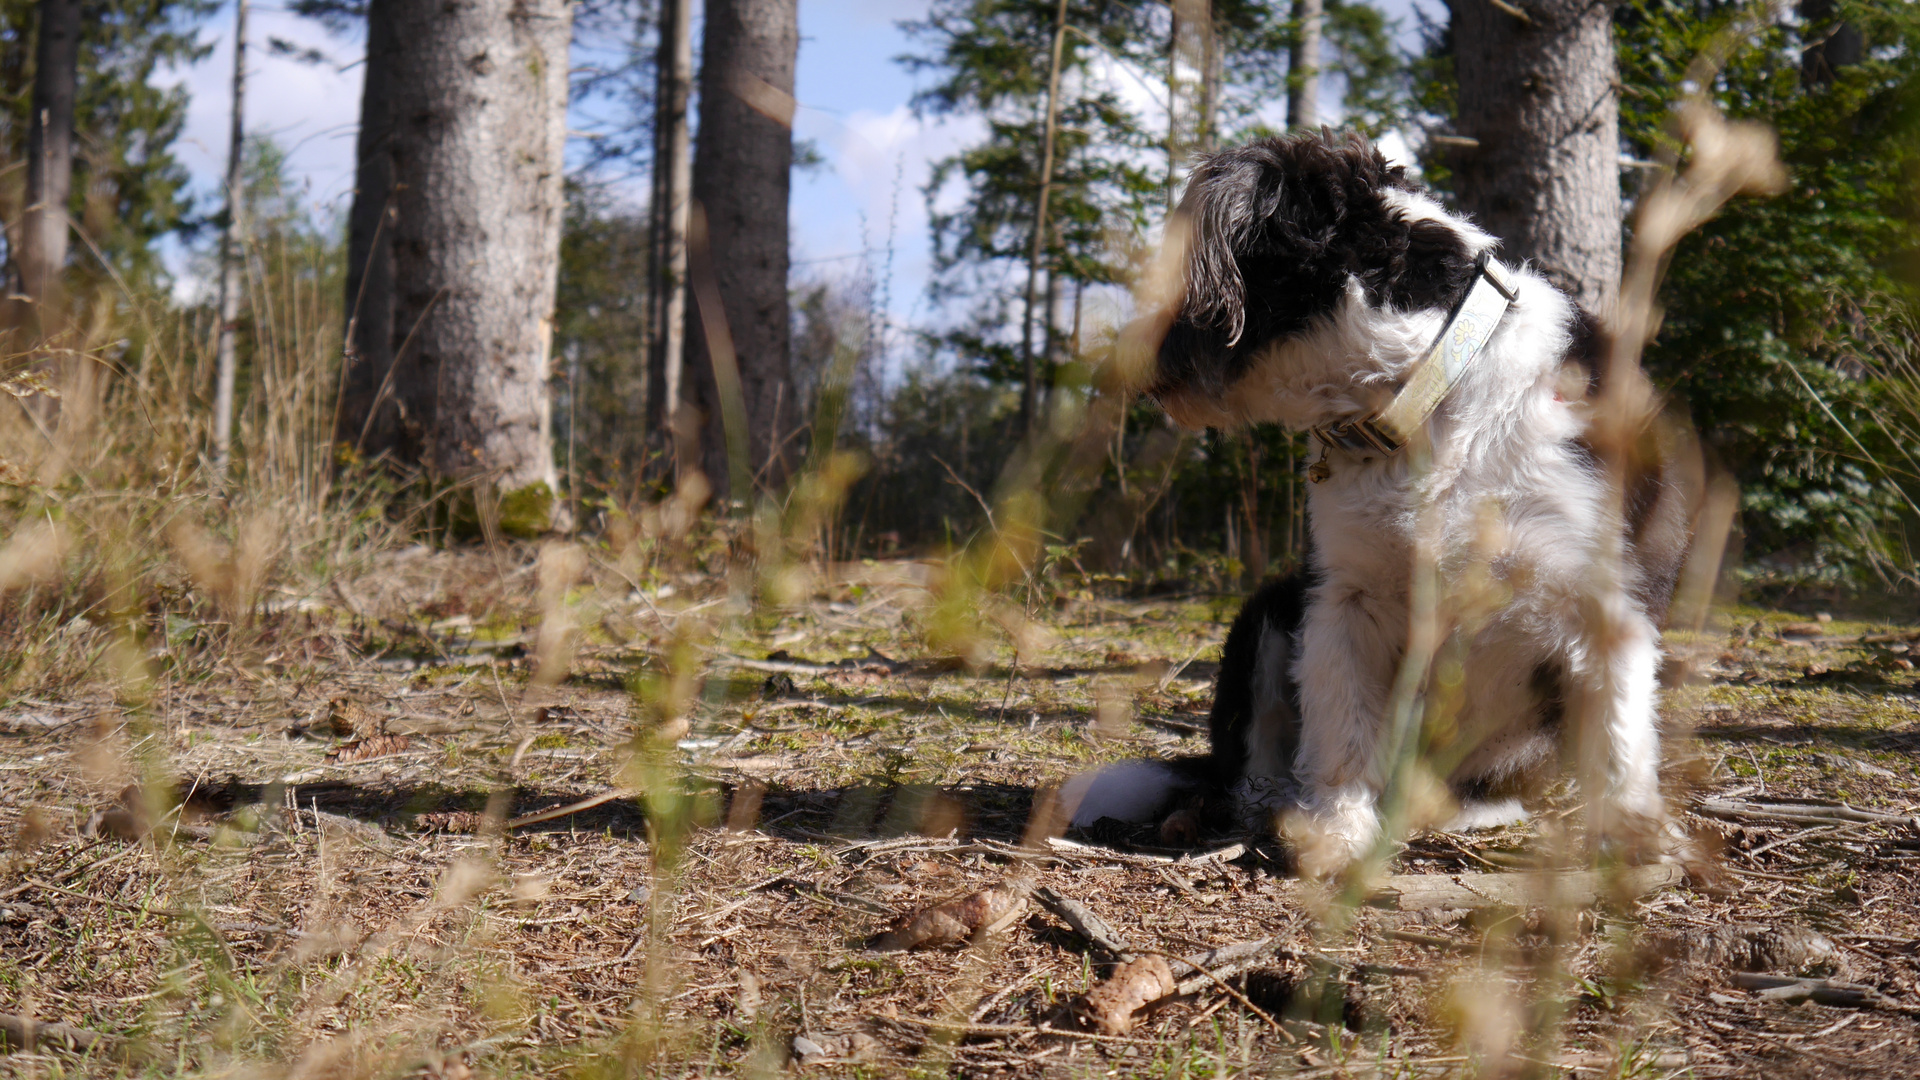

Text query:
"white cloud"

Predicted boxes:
[[156, 6, 365, 217], [791, 100, 984, 336]]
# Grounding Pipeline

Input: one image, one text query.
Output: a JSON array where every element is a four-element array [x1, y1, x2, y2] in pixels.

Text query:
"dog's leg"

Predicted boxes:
[[1288, 584, 1403, 877], [1567, 603, 1668, 856], [1230, 619, 1301, 826]]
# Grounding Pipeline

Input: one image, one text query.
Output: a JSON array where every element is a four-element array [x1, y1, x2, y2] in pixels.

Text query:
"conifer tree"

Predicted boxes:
[[0, 0, 210, 300]]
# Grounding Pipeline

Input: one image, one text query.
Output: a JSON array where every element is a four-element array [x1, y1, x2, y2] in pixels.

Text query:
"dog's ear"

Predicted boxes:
[[1177, 148, 1269, 347]]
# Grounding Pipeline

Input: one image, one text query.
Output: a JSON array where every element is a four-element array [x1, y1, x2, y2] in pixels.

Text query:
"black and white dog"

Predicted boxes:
[[1063, 132, 1696, 876]]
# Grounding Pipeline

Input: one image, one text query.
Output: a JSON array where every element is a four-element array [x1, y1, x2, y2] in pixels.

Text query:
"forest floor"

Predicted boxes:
[[3, 544, 1920, 1078]]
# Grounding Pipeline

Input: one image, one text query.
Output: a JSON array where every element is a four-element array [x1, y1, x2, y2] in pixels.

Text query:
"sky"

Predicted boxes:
[[158, 0, 1437, 337]]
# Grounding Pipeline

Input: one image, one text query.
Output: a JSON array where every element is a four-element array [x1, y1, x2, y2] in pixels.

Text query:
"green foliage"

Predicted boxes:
[[553, 182, 652, 491], [1164, 0, 1405, 145], [892, 1, 1400, 580], [1617, 0, 1920, 579], [904, 0, 1161, 327], [901, 0, 1403, 384], [840, 364, 1016, 553], [0, 0, 214, 293], [1410, 0, 1920, 580]]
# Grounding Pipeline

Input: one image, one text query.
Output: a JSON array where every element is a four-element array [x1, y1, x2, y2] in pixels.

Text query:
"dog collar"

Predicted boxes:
[[1307, 254, 1518, 482]]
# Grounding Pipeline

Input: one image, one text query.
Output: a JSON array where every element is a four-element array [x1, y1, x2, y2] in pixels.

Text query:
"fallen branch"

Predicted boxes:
[[506, 789, 634, 830], [26, 878, 180, 918], [1168, 938, 1291, 996], [1381, 929, 1478, 954], [1361, 863, 1685, 912], [0, 1013, 120, 1055], [879, 1015, 1158, 1045], [1042, 836, 1177, 863], [1032, 886, 1136, 959], [1183, 842, 1248, 865], [1136, 713, 1206, 736], [716, 655, 870, 676], [1730, 973, 1918, 1013], [1695, 798, 1920, 830]]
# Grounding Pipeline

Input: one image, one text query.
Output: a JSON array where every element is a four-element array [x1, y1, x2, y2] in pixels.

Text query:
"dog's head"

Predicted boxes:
[[1148, 131, 1496, 428]]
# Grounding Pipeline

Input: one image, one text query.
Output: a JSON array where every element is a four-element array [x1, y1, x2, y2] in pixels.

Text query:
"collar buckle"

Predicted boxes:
[[1302, 254, 1516, 483], [1314, 416, 1403, 457]]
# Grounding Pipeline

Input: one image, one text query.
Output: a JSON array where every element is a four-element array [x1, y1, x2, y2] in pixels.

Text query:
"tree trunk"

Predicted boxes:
[[1448, 0, 1621, 317], [337, 0, 572, 522], [685, 0, 798, 501], [1168, 0, 1215, 203], [1288, 0, 1321, 130], [212, 0, 247, 481], [647, 0, 694, 465], [336, 0, 400, 461], [19, 0, 80, 325], [1016, 0, 1069, 438], [1799, 0, 1861, 88]]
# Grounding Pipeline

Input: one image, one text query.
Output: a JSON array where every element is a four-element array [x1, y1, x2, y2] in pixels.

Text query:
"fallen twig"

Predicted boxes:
[[1136, 713, 1206, 736], [880, 1015, 1160, 1045], [1033, 886, 1136, 959], [0, 1013, 121, 1055], [1361, 863, 1685, 912], [1695, 798, 1920, 830], [1381, 929, 1478, 954], [1168, 938, 1291, 995], [26, 878, 179, 918], [1730, 973, 1918, 1013], [1042, 836, 1177, 863], [506, 789, 634, 830]]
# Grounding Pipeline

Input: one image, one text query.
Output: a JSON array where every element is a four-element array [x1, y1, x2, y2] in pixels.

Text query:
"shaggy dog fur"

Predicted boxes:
[[1061, 132, 1696, 875]]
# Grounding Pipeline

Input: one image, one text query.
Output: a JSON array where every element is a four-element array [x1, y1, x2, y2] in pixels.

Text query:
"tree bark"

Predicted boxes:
[[1448, 0, 1621, 317], [685, 0, 798, 501], [647, 0, 694, 463], [337, 0, 400, 461], [336, 0, 572, 519], [1167, 0, 1214, 204], [19, 0, 80, 325], [1288, 0, 1322, 130], [212, 0, 247, 481]]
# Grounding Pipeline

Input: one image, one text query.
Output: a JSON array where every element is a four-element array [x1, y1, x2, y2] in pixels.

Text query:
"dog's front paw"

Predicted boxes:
[[1589, 798, 1686, 866], [1283, 786, 1381, 879]]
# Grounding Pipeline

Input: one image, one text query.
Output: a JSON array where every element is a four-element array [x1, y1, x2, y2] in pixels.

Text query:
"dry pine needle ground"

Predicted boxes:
[[2, 546, 1920, 1077]]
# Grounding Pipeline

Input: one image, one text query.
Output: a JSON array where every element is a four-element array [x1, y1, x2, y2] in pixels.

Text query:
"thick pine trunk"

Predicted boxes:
[[336, 0, 399, 460], [336, 0, 572, 517], [1448, 0, 1621, 316], [685, 0, 798, 501], [19, 0, 80, 324]]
